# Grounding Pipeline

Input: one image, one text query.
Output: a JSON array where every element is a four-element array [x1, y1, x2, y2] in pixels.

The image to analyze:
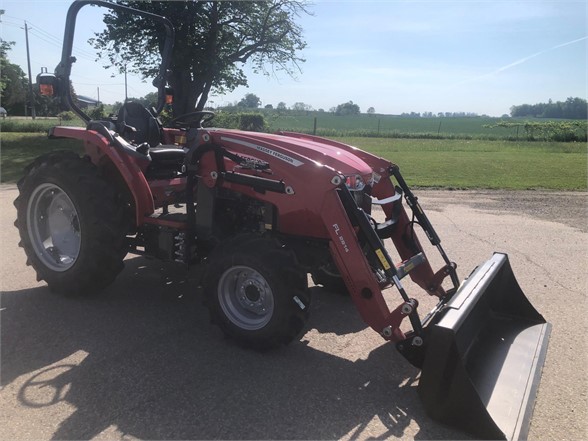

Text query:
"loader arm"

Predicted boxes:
[[279, 132, 456, 297], [186, 129, 550, 440]]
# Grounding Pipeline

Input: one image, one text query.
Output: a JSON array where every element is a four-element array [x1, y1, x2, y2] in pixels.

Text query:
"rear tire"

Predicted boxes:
[[203, 234, 310, 350], [14, 151, 128, 296]]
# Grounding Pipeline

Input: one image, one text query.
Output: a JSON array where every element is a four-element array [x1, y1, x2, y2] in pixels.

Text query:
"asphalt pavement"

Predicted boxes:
[[1, 185, 586, 440]]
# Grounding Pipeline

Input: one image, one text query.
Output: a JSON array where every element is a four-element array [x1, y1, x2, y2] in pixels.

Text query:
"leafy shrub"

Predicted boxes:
[[238, 113, 267, 132], [205, 112, 267, 132], [58, 111, 77, 121], [484, 120, 587, 142], [87, 105, 105, 120], [207, 111, 239, 129], [158, 108, 173, 126]]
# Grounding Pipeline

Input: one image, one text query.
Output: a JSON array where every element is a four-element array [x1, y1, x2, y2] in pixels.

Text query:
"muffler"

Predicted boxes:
[[399, 253, 550, 440]]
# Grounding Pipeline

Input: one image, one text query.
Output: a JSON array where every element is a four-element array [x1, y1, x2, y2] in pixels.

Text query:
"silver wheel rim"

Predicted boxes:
[[218, 265, 274, 330], [26, 183, 81, 272]]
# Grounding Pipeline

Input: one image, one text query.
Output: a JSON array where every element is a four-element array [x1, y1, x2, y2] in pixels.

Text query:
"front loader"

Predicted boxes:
[[14, 1, 550, 439]]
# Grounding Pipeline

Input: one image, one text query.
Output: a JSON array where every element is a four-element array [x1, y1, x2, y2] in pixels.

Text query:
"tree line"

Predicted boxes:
[[219, 93, 363, 116], [510, 97, 586, 120]]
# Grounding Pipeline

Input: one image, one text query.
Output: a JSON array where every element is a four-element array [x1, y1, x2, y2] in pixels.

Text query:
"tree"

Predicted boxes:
[[238, 93, 261, 108], [335, 101, 360, 116], [138, 91, 159, 108], [277, 101, 288, 111], [93, 1, 309, 116], [292, 101, 312, 112], [1, 39, 28, 114], [366, 106, 375, 116], [510, 98, 587, 119], [88, 104, 106, 120]]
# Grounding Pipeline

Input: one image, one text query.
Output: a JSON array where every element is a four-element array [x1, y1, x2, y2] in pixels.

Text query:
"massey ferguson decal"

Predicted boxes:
[[221, 136, 304, 167]]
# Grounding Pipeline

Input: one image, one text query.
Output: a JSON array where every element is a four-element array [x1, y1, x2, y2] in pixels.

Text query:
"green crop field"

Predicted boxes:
[[264, 114, 587, 142], [267, 114, 506, 136]]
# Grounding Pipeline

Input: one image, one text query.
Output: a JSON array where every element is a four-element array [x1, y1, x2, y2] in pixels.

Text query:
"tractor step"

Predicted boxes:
[[396, 252, 426, 280]]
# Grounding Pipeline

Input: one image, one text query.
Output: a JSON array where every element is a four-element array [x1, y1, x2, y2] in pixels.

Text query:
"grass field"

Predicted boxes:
[[0, 133, 83, 183], [0, 117, 85, 133], [1, 132, 586, 190], [336, 137, 587, 190]]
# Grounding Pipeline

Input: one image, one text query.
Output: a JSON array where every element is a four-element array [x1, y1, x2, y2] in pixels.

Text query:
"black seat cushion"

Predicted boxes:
[[149, 146, 187, 162], [145, 146, 187, 179], [117, 102, 162, 147]]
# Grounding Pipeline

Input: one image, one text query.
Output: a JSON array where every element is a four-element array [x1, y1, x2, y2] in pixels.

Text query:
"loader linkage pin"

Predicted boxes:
[[401, 298, 418, 315]]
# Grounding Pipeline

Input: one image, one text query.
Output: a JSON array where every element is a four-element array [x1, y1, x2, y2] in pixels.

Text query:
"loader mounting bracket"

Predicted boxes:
[[396, 333, 427, 369]]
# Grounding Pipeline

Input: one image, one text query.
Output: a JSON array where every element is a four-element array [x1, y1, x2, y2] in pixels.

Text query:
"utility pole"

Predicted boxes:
[[24, 21, 36, 119], [97, 86, 100, 105], [124, 64, 128, 102]]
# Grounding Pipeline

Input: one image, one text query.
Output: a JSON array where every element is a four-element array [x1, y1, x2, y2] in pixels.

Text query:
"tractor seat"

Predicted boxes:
[[117, 101, 162, 147]]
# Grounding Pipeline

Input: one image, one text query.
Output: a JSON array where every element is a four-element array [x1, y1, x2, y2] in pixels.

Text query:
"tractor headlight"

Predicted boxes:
[[345, 174, 366, 192], [345, 174, 372, 212]]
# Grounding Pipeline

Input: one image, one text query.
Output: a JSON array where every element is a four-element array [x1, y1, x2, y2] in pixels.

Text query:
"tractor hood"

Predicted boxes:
[[208, 129, 374, 177]]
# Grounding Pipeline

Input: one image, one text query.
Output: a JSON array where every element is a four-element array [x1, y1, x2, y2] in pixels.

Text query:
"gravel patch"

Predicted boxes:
[[413, 189, 588, 233]]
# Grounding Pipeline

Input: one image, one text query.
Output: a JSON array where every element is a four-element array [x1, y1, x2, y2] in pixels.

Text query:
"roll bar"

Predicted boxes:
[[55, 0, 175, 122]]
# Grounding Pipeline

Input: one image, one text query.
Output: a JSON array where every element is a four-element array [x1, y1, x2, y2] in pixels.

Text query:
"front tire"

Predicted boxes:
[[311, 261, 350, 296], [14, 151, 128, 296], [203, 234, 310, 350]]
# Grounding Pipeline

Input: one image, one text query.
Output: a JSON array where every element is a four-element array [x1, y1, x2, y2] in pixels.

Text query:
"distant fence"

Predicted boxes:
[[265, 114, 587, 142]]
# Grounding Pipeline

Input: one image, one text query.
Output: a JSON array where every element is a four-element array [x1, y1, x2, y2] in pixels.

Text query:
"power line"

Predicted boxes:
[[71, 70, 125, 82], [74, 82, 125, 86], [4, 15, 99, 61], [28, 29, 97, 61], [1, 19, 22, 28]]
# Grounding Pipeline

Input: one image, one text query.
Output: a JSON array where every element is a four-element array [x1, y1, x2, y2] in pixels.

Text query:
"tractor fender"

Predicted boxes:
[[50, 126, 155, 226]]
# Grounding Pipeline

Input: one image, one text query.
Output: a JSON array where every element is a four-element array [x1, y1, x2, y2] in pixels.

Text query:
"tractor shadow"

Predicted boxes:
[[1, 256, 468, 440]]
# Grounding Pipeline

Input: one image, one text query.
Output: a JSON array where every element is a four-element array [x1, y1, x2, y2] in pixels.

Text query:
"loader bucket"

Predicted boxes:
[[416, 253, 550, 440]]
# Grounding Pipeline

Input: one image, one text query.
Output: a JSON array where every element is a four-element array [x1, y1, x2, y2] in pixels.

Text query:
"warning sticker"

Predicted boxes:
[[375, 249, 391, 270]]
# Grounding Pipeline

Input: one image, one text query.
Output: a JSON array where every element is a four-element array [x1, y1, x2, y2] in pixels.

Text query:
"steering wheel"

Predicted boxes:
[[169, 111, 215, 128]]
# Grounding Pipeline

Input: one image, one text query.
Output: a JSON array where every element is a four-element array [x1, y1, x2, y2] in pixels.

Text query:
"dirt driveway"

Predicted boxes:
[[1, 185, 586, 440]]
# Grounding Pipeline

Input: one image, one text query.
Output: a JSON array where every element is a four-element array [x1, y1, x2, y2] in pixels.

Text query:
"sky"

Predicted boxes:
[[1, 0, 586, 116]]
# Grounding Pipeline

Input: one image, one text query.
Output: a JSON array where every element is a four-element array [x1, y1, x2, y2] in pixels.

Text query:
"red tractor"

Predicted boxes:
[[15, 1, 550, 439]]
